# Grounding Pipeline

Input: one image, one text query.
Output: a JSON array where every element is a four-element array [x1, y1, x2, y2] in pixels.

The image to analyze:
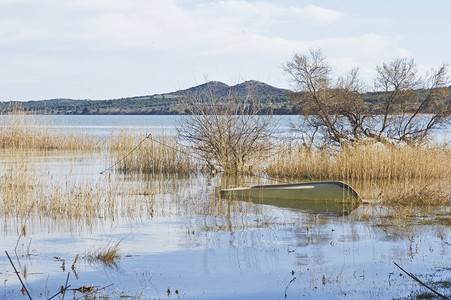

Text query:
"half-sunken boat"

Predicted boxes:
[[220, 181, 361, 214], [221, 181, 360, 202]]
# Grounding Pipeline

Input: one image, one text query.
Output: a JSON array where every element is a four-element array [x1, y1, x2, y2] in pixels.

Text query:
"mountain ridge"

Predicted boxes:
[[1, 81, 448, 115], [19, 80, 289, 102], [0, 80, 291, 114]]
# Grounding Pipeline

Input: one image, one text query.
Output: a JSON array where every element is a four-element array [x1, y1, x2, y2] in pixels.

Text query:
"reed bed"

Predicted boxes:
[[378, 180, 450, 206], [263, 141, 450, 181], [0, 161, 258, 235], [0, 155, 156, 225], [0, 107, 99, 151], [109, 132, 200, 174], [261, 141, 451, 205], [1, 106, 449, 210]]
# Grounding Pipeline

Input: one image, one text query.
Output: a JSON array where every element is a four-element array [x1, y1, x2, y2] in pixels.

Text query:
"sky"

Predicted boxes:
[[1, 0, 450, 101]]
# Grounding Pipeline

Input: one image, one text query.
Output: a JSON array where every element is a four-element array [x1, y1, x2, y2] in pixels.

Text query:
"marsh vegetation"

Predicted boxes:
[[0, 108, 450, 299]]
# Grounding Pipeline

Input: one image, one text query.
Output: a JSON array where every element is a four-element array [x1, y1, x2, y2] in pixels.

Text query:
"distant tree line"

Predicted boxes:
[[0, 78, 449, 119]]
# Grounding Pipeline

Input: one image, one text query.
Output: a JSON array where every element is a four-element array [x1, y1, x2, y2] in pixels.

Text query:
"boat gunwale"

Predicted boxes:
[[222, 181, 361, 201]]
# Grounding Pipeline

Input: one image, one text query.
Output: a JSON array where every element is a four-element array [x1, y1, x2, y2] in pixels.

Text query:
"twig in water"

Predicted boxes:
[[100, 133, 152, 174], [5, 251, 32, 300], [284, 276, 296, 299], [62, 272, 70, 300], [71, 254, 79, 270], [48, 272, 71, 300], [15, 203, 35, 255], [394, 262, 449, 299], [72, 283, 114, 300]]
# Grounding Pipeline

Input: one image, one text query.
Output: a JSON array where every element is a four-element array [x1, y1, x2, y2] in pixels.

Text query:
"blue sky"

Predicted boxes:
[[1, 0, 450, 100]]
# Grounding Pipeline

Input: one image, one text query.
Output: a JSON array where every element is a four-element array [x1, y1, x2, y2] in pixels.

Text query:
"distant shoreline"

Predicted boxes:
[[1, 80, 449, 115]]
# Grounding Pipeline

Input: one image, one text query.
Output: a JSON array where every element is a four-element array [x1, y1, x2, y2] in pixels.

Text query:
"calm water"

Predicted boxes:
[[0, 115, 450, 299], [3, 114, 449, 143]]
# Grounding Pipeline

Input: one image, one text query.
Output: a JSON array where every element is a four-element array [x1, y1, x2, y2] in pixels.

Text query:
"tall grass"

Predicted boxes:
[[0, 153, 157, 224], [109, 131, 450, 205], [261, 141, 450, 205], [0, 105, 98, 151], [263, 141, 450, 181], [109, 132, 200, 174], [1, 106, 449, 208]]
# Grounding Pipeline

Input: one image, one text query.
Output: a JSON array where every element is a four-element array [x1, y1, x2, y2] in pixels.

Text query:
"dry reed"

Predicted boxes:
[[109, 131, 200, 174], [2, 105, 449, 210], [261, 141, 451, 205], [0, 153, 158, 226], [263, 141, 450, 181], [86, 240, 122, 266], [379, 180, 450, 206], [0, 105, 99, 151]]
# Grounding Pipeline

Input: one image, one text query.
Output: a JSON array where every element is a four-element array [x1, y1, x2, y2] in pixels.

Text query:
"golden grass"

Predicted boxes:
[[86, 241, 122, 266], [379, 180, 450, 206], [109, 132, 199, 174], [259, 141, 451, 206], [0, 152, 157, 224], [1, 106, 449, 212], [0, 105, 98, 151], [263, 141, 450, 181]]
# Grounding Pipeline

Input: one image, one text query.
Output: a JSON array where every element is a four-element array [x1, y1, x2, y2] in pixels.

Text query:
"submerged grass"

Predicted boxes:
[[2, 111, 450, 299], [86, 240, 122, 267], [263, 141, 450, 182], [109, 131, 200, 174], [0, 152, 158, 225], [1, 109, 449, 219], [379, 180, 450, 206], [259, 141, 450, 206]]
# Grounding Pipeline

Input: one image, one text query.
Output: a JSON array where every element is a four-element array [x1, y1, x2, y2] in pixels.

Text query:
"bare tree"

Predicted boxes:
[[177, 82, 275, 174], [283, 49, 450, 146], [371, 58, 450, 143], [283, 49, 367, 145]]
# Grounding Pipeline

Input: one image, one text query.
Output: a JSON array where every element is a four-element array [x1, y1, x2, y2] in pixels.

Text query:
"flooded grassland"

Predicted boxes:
[[0, 115, 450, 299]]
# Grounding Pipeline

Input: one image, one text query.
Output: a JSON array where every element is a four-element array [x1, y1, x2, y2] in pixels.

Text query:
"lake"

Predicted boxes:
[[2, 114, 449, 141], [0, 115, 450, 299]]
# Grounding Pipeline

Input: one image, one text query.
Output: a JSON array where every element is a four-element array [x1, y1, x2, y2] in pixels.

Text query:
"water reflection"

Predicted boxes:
[[226, 195, 360, 216]]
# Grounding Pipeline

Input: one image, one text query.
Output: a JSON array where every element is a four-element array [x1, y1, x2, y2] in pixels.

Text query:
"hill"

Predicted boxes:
[[0, 82, 448, 115], [172, 81, 230, 97], [0, 81, 291, 115]]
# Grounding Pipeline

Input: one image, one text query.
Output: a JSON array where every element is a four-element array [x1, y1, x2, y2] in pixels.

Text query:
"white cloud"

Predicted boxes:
[[289, 5, 342, 23], [0, 1, 350, 55], [197, 2, 341, 23], [68, 1, 343, 50], [396, 48, 413, 58], [204, 32, 393, 60], [0, 0, 424, 99]]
